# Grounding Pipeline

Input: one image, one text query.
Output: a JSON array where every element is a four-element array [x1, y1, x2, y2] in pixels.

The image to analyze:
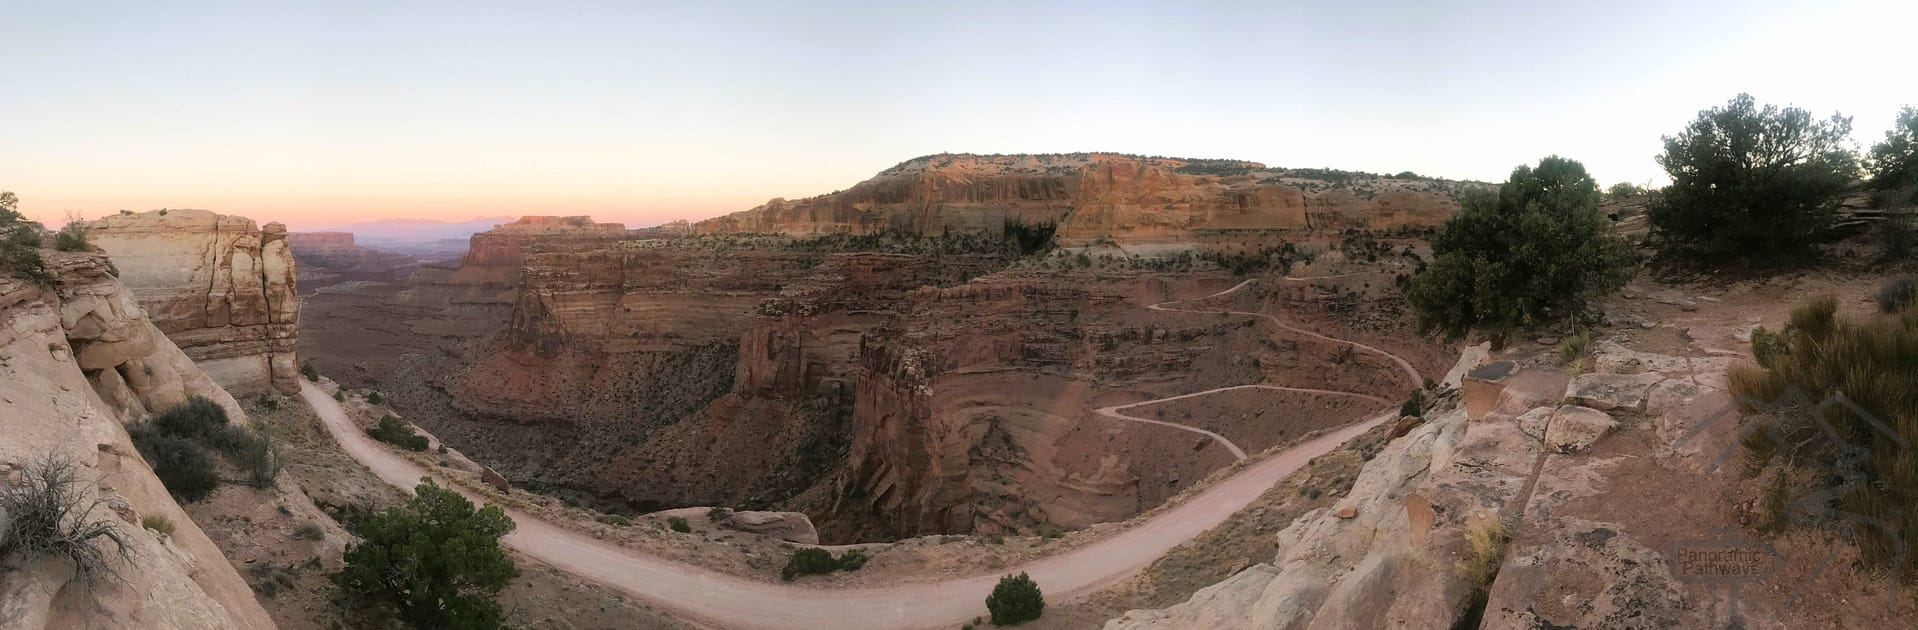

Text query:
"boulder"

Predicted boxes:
[[1542, 405, 1618, 454], [480, 467, 511, 493], [1564, 372, 1663, 413], [720, 510, 820, 544]]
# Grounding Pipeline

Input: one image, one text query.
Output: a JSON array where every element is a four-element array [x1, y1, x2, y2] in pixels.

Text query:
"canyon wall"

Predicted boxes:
[[82, 210, 300, 396], [0, 251, 276, 629], [696, 153, 1472, 242]]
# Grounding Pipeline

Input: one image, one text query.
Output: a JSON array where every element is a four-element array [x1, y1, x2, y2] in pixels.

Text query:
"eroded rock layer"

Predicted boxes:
[[82, 209, 300, 396], [696, 153, 1473, 242]]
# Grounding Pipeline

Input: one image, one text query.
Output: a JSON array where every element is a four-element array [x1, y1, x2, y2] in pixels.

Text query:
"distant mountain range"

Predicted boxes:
[[308, 216, 517, 243]]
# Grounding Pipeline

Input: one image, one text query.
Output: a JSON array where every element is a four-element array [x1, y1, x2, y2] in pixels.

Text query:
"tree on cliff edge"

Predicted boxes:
[[1407, 156, 1634, 341]]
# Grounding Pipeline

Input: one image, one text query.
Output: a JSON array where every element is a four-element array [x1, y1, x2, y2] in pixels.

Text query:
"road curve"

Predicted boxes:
[[298, 277, 1418, 630], [1155, 279, 1423, 386]]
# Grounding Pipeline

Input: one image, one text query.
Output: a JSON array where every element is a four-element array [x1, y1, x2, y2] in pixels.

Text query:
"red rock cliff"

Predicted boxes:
[[696, 154, 1475, 242]]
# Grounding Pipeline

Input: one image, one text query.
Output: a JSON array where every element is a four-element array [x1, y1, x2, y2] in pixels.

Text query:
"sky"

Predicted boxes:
[[4, 0, 1914, 231]]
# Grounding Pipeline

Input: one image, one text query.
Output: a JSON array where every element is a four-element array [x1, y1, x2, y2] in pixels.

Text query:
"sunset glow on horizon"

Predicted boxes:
[[6, 0, 1915, 231]]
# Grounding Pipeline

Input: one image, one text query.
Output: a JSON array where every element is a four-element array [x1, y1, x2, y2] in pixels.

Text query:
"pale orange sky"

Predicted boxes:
[[7, 0, 1915, 232]]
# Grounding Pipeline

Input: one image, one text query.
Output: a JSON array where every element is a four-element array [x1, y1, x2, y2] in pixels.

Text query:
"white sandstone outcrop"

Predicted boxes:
[[81, 209, 299, 396], [0, 252, 275, 629]]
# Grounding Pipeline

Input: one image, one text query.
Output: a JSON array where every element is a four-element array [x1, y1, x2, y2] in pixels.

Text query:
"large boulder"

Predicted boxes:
[[1563, 372, 1663, 413], [1542, 405, 1618, 454], [720, 510, 820, 544]]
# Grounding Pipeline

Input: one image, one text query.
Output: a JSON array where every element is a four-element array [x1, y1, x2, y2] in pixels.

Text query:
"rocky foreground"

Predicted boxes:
[[0, 252, 274, 629]]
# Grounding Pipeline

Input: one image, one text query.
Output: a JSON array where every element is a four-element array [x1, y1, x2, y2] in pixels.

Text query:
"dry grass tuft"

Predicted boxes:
[[1455, 511, 1509, 588]]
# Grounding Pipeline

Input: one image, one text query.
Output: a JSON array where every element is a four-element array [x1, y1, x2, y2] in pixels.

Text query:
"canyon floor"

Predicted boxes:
[[289, 275, 1425, 628]]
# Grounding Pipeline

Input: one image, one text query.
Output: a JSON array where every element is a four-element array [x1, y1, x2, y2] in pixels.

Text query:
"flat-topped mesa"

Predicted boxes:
[[81, 209, 300, 396], [446, 216, 628, 290], [694, 153, 1475, 242]]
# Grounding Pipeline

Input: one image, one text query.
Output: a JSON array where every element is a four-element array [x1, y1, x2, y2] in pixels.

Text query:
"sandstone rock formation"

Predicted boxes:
[[1103, 335, 1789, 629], [717, 510, 820, 544], [285, 231, 417, 289], [696, 153, 1476, 243], [82, 210, 299, 396], [0, 252, 275, 629]]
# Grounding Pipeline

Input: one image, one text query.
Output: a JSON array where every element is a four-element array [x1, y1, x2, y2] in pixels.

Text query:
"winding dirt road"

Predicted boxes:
[[299, 277, 1416, 630]]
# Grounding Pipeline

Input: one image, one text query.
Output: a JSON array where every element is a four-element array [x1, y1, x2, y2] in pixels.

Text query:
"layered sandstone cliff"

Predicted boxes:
[[82, 210, 299, 396], [286, 231, 418, 289], [696, 153, 1474, 242], [0, 251, 276, 630]]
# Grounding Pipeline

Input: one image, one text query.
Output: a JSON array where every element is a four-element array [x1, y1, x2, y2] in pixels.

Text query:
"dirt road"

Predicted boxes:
[[299, 278, 1414, 629]]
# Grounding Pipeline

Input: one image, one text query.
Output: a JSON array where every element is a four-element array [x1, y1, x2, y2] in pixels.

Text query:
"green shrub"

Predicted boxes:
[[596, 514, 632, 527], [706, 506, 730, 522], [366, 390, 384, 405], [1728, 297, 1916, 581], [294, 522, 325, 540], [301, 361, 319, 382], [667, 516, 692, 533], [781, 548, 838, 581], [0, 191, 53, 286], [334, 480, 517, 629], [53, 221, 87, 251], [1557, 327, 1591, 365], [1649, 94, 1858, 266], [129, 427, 221, 502], [1867, 106, 1917, 193], [986, 572, 1045, 625], [835, 548, 869, 571], [151, 395, 230, 439], [1606, 182, 1643, 200], [367, 415, 429, 451], [0, 455, 131, 582], [1399, 388, 1425, 418], [333, 390, 344, 402], [1407, 156, 1634, 339]]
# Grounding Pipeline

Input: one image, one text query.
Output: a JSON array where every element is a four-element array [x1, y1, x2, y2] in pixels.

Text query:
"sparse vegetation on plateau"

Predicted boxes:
[[1407, 156, 1634, 339], [667, 516, 692, 533], [1727, 296, 1916, 580], [596, 514, 631, 527], [0, 455, 131, 582], [986, 572, 1045, 625], [335, 480, 517, 630], [1649, 94, 1859, 267]]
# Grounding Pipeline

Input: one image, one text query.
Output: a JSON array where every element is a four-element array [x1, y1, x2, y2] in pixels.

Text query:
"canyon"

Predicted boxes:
[[284, 231, 418, 290], [300, 154, 1468, 543]]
